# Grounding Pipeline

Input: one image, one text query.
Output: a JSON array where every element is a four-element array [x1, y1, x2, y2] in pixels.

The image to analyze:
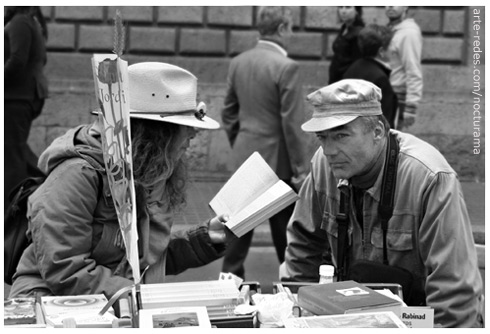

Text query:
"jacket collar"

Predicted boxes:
[[257, 39, 288, 57]]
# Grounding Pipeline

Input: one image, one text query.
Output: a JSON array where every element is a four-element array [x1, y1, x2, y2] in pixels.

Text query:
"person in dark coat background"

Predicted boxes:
[[4, 6, 49, 208], [328, 6, 364, 84], [343, 24, 398, 128]]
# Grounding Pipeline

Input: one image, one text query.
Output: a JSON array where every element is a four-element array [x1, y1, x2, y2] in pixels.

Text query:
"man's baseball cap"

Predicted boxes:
[[301, 79, 383, 132]]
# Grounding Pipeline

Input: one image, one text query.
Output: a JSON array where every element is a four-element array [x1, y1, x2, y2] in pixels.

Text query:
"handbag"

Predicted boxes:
[[336, 133, 425, 306]]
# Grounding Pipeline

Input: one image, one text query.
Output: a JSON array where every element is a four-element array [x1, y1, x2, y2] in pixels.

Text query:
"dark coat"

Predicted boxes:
[[343, 58, 398, 128], [328, 22, 364, 84], [4, 13, 48, 101]]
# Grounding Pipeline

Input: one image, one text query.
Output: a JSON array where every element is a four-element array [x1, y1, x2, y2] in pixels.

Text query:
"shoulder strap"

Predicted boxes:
[[336, 191, 349, 281], [379, 133, 400, 264]]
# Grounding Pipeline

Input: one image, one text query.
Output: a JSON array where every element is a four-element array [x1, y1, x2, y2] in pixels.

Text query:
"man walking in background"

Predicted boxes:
[[385, 6, 423, 130], [221, 6, 311, 278]]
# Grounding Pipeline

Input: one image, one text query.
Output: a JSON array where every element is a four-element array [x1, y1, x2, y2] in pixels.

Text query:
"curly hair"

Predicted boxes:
[[130, 118, 187, 210]]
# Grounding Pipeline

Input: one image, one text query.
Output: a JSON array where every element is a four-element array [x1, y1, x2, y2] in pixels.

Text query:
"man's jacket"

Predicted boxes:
[[280, 130, 484, 327], [222, 40, 311, 190]]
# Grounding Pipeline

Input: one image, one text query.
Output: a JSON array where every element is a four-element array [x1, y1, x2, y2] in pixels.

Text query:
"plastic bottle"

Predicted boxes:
[[319, 264, 334, 284]]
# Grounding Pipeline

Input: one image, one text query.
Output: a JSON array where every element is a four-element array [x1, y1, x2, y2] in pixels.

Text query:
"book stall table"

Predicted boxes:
[[4, 280, 433, 328]]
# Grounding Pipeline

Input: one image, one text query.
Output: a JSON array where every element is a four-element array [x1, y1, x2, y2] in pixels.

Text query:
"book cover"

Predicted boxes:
[[209, 152, 298, 237], [40, 294, 116, 328], [297, 280, 402, 316], [139, 280, 240, 309], [4, 298, 38, 325], [283, 311, 407, 328], [139, 306, 211, 328]]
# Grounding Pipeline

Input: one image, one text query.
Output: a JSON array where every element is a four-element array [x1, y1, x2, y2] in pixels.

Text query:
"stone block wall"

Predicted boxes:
[[27, 6, 485, 181]]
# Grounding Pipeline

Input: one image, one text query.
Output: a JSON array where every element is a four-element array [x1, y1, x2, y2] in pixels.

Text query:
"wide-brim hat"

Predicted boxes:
[[301, 79, 383, 133], [94, 62, 220, 130]]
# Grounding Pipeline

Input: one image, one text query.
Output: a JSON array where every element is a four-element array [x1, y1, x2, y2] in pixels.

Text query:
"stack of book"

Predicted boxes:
[[138, 280, 240, 309], [138, 280, 255, 327]]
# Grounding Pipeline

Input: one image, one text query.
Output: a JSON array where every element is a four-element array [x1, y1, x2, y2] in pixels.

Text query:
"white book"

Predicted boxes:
[[209, 152, 298, 237], [139, 306, 211, 328], [40, 294, 116, 328], [139, 280, 240, 309]]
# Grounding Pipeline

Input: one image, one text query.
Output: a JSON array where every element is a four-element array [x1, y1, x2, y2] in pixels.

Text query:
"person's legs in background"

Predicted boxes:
[[221, 229, 254, 279], [4, 99, 43, 208]]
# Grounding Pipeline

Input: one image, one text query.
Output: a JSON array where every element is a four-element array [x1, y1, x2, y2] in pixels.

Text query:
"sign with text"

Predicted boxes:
[[92, 53, 140, 283], [400, 306, 434, 328]]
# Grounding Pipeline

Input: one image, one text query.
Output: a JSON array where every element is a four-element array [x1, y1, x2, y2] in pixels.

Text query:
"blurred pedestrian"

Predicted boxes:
[[343, 24, 398, 128], [9, 62, 232, 300], [221, 6, 310, 279], [328, 6, 364, 84], [4, 6, 48, 208], [385, 6, 423, 129]]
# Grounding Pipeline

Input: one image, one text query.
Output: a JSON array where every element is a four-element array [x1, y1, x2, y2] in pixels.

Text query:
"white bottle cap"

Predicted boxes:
[[319, 264, 335, 276]]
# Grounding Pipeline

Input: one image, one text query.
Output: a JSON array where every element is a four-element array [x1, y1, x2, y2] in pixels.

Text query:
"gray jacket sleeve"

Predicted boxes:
[[280, 172, 330, 282]]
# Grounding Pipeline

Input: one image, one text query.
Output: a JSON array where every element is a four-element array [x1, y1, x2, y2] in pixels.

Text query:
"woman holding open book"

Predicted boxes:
[[9, 62, 232, 300]]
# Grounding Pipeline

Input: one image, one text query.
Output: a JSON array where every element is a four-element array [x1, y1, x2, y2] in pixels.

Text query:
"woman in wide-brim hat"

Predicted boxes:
[[9, 62, 231, 301]]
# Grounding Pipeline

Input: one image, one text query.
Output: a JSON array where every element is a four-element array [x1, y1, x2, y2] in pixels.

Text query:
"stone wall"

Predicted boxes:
[[29, 6, 485, 181]]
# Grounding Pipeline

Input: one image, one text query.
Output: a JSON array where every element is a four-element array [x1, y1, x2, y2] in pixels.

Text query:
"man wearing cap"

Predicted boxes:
[[221, 6, 311, 278], [280, 79, 484, 327], [9, 62, 231, 301]]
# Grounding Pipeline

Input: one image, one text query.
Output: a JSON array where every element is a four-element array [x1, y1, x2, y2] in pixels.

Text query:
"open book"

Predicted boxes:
[[209, 152, 299, 237]]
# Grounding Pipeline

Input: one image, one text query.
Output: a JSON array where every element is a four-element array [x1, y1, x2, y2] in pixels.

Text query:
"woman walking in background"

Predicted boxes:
[[328, 6, 365, 84], [4, 6, 49, 207]]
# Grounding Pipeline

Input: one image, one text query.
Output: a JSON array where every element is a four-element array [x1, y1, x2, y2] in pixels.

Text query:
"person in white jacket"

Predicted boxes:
[[385, 6, 423, 130]]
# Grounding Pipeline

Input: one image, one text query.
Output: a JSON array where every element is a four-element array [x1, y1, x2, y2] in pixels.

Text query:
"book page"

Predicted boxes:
[[225, 181, 298, 235], [209, 152, 279, 216]]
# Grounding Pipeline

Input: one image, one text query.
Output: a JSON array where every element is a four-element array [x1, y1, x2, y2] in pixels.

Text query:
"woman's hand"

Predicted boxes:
[[208, 214, 234, 244]]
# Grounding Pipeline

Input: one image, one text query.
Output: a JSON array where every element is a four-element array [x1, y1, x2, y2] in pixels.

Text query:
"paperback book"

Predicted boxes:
[[283, 311, 407, 328], [4, 297, 39, 326], [139, 306, 211, 328], [40, 294, 116, 328], [209, 152, 298, 237]]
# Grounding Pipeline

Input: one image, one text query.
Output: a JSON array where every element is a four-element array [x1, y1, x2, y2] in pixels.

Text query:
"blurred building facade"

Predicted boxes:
[[30, 6, 485, 181]]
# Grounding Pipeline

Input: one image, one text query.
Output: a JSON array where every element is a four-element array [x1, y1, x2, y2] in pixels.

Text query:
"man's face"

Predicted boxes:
[[315, 118, 383, 180], [385, 6, 407, 21]]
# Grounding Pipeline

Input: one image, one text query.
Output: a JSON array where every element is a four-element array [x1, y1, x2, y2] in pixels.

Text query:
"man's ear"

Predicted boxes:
[[374, 120, 386, 141]]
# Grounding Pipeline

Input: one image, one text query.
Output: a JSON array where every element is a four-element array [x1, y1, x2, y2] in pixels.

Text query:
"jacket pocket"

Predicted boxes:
[[370, 226, 413, 252]]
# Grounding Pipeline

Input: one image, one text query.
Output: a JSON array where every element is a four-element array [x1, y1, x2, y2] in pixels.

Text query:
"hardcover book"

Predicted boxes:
[[209, 152, 299, 237], [40, 294, 116, 328], [283, 311, 407, 328], [297, 280, 402, 316], [139, 306, 211, 328]]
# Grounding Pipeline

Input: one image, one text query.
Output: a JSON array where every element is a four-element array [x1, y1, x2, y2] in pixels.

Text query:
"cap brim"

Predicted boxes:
[[91, 110, 220, 130], [129, 114, 220, 130], [301, 115, 359, 132]]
